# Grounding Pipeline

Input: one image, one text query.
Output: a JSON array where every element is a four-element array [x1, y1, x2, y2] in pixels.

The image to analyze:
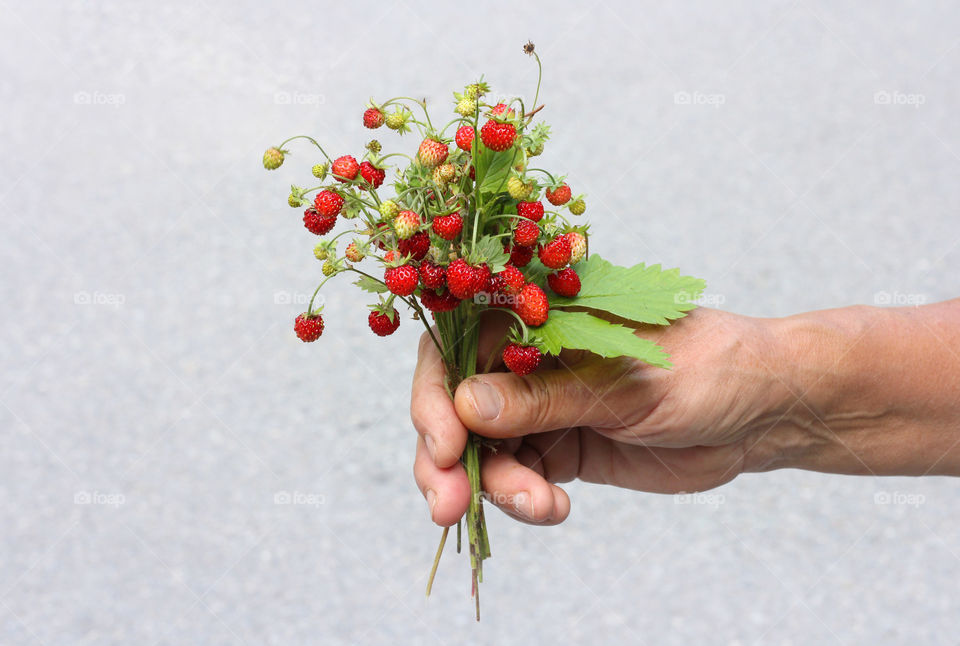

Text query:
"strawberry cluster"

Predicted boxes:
[[265, 72, 588, 376]]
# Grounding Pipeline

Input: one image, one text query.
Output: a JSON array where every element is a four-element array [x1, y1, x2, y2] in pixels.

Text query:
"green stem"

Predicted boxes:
[[278, 135, 333, 162]]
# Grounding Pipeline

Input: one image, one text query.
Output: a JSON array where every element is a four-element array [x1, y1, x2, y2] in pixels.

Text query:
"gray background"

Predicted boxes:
[[2, 1, 959, 644]]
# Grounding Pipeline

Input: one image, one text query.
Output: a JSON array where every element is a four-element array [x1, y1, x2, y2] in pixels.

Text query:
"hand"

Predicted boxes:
[[410, 307, 793, 526]]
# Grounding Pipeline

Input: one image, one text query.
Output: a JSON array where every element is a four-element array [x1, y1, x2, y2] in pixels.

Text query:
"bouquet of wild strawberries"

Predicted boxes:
[[262, 43, 704, 619]]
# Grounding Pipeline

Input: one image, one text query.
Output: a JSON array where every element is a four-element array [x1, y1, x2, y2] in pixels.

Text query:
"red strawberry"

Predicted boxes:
[[383, 249, 400, 263], [545, 184, 571, 206], [368, 309, 400, 336], [331, 155, 359, 182], [565, 231, 587, 264], [303, 208, 337, 235], [480, 120, 517, 152], [432, 212, 463, 240], [547, 267, 581, 297], [514, 220, 539, 247], [420, 288, 460, 312], [538, 235, 572, 269], [358, 161, 385, 189], [490, 103, 514, 118], [508, 244, 534, 267], [313, 190, 344, 217], [419, 260, 446, 290], [294, 313, 324, 342], [497, 264, 525, 295], [418, 138, 449, 167], [455, 125, 475, 152], [512, 283, 549, 327], [502, 343, 542, 376], [471, 263, 491, 295], [446, 259, 480, 300], [516, 200, 544, 222], [363, 107, 384, 129], [397, 231, 429, 260], [384, 264, 419, 296]]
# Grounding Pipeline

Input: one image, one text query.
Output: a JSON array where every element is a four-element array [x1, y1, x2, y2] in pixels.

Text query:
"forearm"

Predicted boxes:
[[745, 299, 960, 476]]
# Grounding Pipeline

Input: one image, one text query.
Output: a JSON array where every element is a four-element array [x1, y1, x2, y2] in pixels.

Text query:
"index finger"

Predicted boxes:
[[410, 330, 468, 468]]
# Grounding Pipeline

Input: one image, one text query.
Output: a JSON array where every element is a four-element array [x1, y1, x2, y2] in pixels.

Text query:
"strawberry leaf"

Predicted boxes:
[[354, 275, 388, 294], [535, 309, 671, 368], [476, 147, 518, 196], [469, 235, 510, 273], [550, 254, 705, 325]]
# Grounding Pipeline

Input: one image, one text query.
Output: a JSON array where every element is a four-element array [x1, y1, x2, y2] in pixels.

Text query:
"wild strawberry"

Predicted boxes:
[[432, 212, 463, 240], [366, 139, 382, 154], [490, 103, 514, 118], [471, 263, 491, 295], [294, 313, 324, 342], [446, 259, 480, 300], [394, 210, 421, 240], [358, 161, 385, 189], [456, 97, 476, 116], [363, 107, 384, 129], [303, 208, 337, 235], [437, 163, 456, 182], [313, 190, 344, 217], [497, 264, 525, 295], [568, 198, 586, 215], [379, 200, 399, 221], [419, 260, 446, 290], [516, 200, 544, 222], [385, 110, 406, 130], [538, 235, 572, 269], [312, 163, 328, 179], [545, 184, 571, 206], [263, 147, 285, 170], [397, 231, 429, 260], [514, 219, 539, 247], [420, 288, 460, 312], [547, 267, 581, 297], [418, 138, 449, 168], [384, 264, 419, 296], [331, 155, 359, 182], [455, 126, 475, 152], [322, 260, 337, 276], [345, 242, 364, 263], [565, 231, 587, 264], [502, 343, 542, 376], [507, 176, 532, 200], [508, 244, 534, 267], [480, 120, 517, 152], [368, 308, 400, 336], [383, 249, 400, 263], [512, 283, 549, 327]]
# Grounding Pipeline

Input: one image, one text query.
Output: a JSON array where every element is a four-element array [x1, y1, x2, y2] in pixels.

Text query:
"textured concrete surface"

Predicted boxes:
[[2, 1, 959, 644]]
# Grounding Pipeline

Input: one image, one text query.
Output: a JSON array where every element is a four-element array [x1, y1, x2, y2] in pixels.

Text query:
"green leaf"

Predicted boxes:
[[550, 254, 705, 325], [535, 310, 671, 368], [354, 275, 388, 294], [469, 235, 510, 273], [477, 147, 518, 196]]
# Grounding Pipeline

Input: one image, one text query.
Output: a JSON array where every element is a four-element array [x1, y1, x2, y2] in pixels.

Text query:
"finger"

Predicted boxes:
[[413, 435, 471, 527], [454, 356, 658, 438], [480, 449, 571, 525], [410, 331, 468, 468]]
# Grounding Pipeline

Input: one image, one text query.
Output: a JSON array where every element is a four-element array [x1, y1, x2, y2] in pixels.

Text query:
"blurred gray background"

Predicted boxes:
[[2, 1, 958, 644]]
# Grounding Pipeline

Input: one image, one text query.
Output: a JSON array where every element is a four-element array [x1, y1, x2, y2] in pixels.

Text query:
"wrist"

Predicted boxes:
[[742, 301, 960, 476]]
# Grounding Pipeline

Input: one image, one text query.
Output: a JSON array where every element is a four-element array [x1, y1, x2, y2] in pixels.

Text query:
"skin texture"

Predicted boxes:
[[410, 300, 960, 527]]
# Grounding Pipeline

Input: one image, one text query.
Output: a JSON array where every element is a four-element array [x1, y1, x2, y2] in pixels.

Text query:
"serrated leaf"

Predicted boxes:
[[477, 148, 518, 195], [550, 254, 705, 325], [470, 235, 510, 273], [354, 275, 388, 294], [535, 310, 671, 368]]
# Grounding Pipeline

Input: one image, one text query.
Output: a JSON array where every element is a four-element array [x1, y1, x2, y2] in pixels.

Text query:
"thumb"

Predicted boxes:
[[454, 357, 652, 437]]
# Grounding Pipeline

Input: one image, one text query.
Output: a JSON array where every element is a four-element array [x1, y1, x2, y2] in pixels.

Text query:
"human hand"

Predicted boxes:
[[410, 307, 794, 526]]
